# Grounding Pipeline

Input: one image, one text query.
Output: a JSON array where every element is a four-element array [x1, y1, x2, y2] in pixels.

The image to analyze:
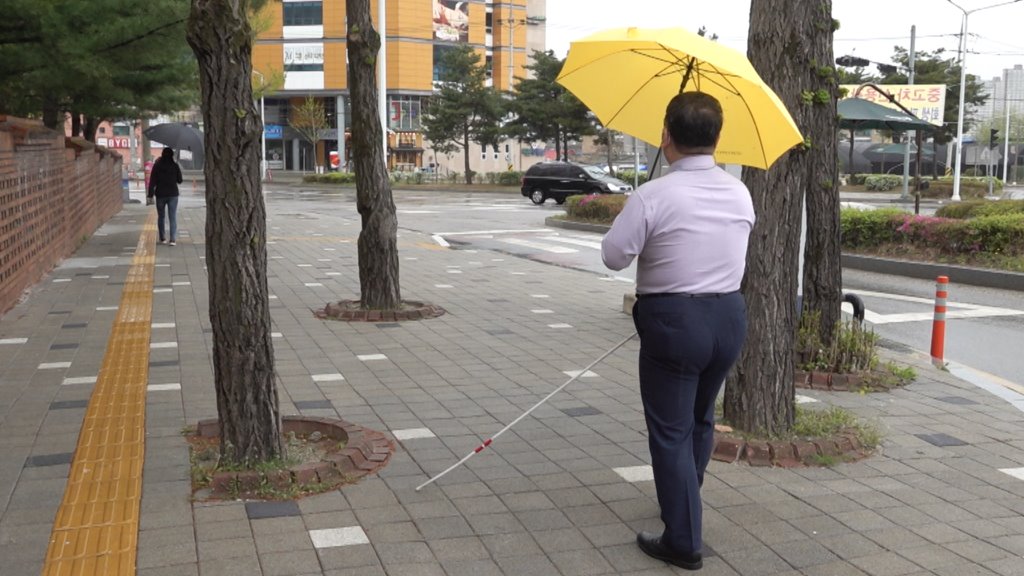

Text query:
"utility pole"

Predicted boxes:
[[948, 0, 1023, 201], [1003, 80, 1012, 183], [506, 16, 525, 92], [901, 25, 916, 199]]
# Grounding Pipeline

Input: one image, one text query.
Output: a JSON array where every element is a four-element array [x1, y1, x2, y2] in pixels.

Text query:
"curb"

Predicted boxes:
[[546, 217, 1023, 292], [841, 254, 1024, 291]]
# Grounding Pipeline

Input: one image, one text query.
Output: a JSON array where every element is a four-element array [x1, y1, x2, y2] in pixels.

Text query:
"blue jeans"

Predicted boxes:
[[631, 292, 747, 555], [156, 196, 178, 242]]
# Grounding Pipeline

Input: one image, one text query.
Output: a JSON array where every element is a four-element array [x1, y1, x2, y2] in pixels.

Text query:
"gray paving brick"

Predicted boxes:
[[850, 552, 925, 576], [549, 548, 617, 575], [259, 550, 323, 576]]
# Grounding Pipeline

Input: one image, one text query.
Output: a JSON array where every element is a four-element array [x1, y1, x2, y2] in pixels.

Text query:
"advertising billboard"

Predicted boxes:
[[433, 0, 469, 43], [841, 84, 947, 127]]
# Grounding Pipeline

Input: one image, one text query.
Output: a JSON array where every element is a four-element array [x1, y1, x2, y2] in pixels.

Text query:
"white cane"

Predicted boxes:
[[415, 332, 637, 491]]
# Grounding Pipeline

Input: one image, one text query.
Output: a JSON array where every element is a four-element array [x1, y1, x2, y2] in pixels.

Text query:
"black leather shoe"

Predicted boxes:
[[637, 531, 703, 570]]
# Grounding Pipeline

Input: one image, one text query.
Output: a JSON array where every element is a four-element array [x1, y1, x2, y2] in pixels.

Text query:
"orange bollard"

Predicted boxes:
[[930, 276, 948, 367]]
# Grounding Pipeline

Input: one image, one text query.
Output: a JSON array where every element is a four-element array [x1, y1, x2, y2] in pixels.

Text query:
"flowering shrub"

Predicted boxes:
[[841, 208, 1024, 256], [564, 193, 628, 223]]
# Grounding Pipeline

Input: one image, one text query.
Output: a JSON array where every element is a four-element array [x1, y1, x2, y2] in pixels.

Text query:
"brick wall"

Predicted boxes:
[[0, 116, 123, 315]]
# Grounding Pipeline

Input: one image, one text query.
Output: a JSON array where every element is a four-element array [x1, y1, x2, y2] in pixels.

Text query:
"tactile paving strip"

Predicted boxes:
[[42, 212, 156, 576]]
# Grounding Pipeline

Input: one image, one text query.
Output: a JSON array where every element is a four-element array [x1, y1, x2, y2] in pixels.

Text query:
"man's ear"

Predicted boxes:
[[661, 127, 672, 151]]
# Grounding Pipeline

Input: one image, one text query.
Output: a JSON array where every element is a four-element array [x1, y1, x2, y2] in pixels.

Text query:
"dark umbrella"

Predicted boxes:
[[838, 97, 935, 177], [143, 122, 204, 152]]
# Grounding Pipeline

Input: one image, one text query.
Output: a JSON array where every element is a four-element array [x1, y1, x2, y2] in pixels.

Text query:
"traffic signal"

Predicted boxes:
[[836, 55, 870, 67], [991, 128, 1000, 148]]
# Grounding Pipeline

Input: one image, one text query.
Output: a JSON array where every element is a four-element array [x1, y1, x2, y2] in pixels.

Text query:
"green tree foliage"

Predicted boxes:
[[877, 47, 988, 144], [0, 0, 197, 136], [507, 50, 597, 161], [421, 45, 505, 184]]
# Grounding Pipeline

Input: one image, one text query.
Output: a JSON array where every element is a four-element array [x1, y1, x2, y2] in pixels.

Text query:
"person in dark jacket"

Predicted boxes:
[[148, 147, 183, 245]]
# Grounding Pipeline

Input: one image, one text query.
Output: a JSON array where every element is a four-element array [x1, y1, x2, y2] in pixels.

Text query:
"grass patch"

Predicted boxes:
[[793, 406, 881, 451]]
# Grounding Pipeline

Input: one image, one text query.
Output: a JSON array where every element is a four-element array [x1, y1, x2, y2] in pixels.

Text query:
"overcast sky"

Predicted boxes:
[[545, 0, 1024, 82]]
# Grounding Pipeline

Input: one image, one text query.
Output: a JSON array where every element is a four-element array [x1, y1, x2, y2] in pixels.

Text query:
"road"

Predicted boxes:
[[167, 184, 1024, 394]]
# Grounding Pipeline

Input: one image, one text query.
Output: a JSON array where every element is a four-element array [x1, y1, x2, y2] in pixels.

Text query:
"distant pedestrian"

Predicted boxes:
[[601, 92, 755, 571], [148, 147, 183, 246]]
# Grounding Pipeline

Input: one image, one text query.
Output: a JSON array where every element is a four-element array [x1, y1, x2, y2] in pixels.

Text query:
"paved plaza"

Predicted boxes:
[[1, 196, 1024, 575]]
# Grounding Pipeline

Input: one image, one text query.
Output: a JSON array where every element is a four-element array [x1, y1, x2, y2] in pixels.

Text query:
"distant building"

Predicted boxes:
[[972, 64, 1023, 134], [251, 0, 548, 175]]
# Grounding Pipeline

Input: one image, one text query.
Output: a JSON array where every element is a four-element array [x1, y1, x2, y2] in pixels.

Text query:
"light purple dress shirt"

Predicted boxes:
[[601, 155, 755, 294]]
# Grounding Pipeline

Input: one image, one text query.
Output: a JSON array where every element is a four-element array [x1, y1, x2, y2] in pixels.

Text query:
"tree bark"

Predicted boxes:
[[554, 128, 561, 163], [726, 0, 837, 436], [463, 126, 472, 184], [605, 129, 615, 176], [187, 0, 282, 465], [82, 116, 98, 143], [347, 0, 401, 310], [799, 1, 842, 347], [42, 96, 59, 130]]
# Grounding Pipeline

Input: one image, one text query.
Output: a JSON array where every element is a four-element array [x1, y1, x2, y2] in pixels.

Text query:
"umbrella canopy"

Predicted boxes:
[[557, 27, 802, 169], [143, 122, 204, 152], [838, 98, 935, 132]]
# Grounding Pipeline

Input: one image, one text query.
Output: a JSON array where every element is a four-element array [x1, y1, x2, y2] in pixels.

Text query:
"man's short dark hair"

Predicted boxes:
[[664, 92, 723, 149]]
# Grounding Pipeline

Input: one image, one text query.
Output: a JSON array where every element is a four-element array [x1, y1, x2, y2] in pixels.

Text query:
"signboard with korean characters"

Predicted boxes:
[[841, 84, 947, 126]]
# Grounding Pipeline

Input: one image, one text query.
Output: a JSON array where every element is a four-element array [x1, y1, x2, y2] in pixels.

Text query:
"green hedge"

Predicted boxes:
[[564, 193, 627, 223], [840, 208, 1024, 255], [302, 172, 357, 184], [614, 169, 649, 186], [864, 175, 902, 191], [934, 199, 1024, 219]]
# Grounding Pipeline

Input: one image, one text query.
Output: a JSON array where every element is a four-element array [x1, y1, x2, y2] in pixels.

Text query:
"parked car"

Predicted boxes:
[[520, 162, 633, 205]]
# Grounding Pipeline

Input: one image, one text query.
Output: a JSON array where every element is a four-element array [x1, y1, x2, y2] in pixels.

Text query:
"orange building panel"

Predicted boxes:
[[324, 43, 348, 90], [324, 0, 345, 38]]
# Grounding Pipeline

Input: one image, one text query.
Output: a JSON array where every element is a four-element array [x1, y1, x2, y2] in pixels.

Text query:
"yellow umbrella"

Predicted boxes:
[[557, 27, 803, 170]]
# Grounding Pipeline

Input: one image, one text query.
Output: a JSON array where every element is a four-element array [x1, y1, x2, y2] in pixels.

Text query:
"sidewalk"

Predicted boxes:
[[1, 197, 1024, 576]]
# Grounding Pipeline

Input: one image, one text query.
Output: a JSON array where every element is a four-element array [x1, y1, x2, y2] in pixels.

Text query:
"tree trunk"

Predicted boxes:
[[142, 118, 152, 164], [82, 116, 99, 143], [725, 0, 832, 436], [463, 126, 472, 184], [42, 96, 59, 130], [187, 0, 282, 465], [554, 128, 561, 163], [799, 0, 842, 347], [71, 112, 81, 138], [347, 0, 402, 310], [605, 129, 615, 176]]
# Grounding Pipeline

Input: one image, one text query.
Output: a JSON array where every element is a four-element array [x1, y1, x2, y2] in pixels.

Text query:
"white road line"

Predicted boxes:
[[1001, 467, 1024, 481], [312, 373, 344, 382], [500, 238, 578, 254], [436, 229, 549, 236], [563, 370, 598, 378], [148, 383, 182, 391], [0, 338, 28, 345], [62, 376, 97, 386], [432, 234, 450, 248], [541, 236, 603, 250]]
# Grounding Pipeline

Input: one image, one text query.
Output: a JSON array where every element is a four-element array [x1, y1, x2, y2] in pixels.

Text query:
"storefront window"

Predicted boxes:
[[388, 96, 422, 131]]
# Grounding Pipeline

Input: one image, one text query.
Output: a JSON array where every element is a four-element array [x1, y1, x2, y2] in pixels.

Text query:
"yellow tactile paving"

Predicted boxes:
[[41, 211, 156, 576]]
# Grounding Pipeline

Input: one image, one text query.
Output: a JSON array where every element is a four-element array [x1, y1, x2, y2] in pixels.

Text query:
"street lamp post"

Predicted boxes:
[[947, 0, 1022, 202], [252, 69, 267, 182]]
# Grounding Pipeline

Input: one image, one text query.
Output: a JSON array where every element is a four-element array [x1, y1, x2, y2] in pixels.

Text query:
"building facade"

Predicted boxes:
[[252, 0, 546, 175], [974, 64, 1023, 135]]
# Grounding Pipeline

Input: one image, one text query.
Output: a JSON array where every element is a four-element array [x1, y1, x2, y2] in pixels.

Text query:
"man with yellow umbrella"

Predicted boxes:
[[561, 27, 802, 570]]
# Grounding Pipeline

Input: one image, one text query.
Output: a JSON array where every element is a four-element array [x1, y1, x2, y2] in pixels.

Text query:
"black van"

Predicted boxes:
[[520, 162, 633, 205]]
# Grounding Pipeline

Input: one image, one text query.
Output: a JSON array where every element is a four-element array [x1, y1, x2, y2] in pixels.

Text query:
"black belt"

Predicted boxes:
[[636, 290, 739, 299]]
